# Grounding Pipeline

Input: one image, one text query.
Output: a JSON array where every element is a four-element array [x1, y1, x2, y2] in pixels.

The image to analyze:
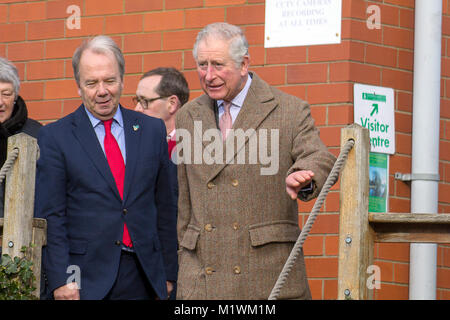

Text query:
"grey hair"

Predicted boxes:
[[72, 35, 125, 87], [193, 22, 249, 67], [0, 57, 20, 96]]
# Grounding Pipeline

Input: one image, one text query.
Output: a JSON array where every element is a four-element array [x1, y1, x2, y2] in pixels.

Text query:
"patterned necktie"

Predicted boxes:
[[219, 101, 232, 141], [103, 119, 132, 248]]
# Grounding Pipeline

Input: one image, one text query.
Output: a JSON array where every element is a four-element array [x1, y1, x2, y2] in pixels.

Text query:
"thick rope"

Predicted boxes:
[[268, 138, 355, 300], [0, 147, 20, 185]]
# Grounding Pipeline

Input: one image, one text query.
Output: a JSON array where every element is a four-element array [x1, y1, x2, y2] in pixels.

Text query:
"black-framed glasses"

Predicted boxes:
[[132, 96, 168, 109]]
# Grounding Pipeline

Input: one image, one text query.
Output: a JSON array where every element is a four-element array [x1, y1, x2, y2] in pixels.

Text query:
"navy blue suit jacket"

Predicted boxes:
[[35, 105, 178, 300]]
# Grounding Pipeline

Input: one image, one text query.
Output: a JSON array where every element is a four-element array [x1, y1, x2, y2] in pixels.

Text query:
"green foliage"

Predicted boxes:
[[0, 245, 37, 300]]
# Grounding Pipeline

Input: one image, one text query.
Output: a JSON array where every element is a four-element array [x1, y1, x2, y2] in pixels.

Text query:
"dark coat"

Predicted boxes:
[[35, 105, 178, 300]]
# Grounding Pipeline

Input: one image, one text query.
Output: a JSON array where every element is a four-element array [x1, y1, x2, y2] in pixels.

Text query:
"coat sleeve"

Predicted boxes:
[[34, 125, 71, 293], [154, 120, 178, 282], [286, 99, 337, 201]]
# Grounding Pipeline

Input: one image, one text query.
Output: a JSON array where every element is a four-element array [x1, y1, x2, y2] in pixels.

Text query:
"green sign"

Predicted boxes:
[[369, 152, 388, 213], [362, 92, 386, 102]]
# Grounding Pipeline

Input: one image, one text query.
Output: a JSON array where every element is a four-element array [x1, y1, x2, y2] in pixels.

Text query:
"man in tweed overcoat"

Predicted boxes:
[[175, 22, 336, 300]]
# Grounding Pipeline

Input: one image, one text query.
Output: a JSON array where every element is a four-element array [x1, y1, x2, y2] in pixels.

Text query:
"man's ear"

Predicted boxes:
[[167, 95, 180, 115]]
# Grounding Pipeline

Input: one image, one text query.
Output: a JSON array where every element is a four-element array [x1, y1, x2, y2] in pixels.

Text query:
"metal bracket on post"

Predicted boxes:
[[394, 173, 440, 182]]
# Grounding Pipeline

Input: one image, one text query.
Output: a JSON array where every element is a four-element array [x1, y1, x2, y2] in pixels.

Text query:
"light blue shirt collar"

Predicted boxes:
[[84, 105, 124, 129], [218, 73, 252, 110]]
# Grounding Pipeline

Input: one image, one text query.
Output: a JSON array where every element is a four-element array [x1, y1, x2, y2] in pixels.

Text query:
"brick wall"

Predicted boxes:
[[1, 0, 448, 300]]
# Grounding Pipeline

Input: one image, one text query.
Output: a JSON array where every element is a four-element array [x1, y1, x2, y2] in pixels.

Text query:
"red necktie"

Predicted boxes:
[[168, 137, 176, 159], [103, 119, 132, 248]]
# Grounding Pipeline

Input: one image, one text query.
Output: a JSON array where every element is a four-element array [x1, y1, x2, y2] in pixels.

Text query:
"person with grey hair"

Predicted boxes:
[[35, 35, 178, 300], [175, 22, 336, 299], [0, 57, 41, 218]]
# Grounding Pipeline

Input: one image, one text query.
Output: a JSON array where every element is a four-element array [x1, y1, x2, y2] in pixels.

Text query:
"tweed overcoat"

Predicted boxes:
[[175, 73, 336, 300]]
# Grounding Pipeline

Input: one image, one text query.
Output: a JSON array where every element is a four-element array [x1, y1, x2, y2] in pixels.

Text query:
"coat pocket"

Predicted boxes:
[[179, 224, 201, 250], [249, 220, 300, 247], [68, 239, 88, 254]]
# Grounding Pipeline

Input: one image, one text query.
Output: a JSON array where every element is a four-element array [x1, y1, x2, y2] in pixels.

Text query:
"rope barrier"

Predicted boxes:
[[0, 147, 20, 185], [268, 138, 355, 300]]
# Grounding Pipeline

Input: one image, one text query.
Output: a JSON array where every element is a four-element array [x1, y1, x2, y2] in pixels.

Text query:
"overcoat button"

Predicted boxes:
[[207, 182, 215, 189], [233, 266, 241, 274], [205, 267, 214, 275], [115, 240, 121, 246], [231, 179, 239, 187], [205, 224, 213, 232]]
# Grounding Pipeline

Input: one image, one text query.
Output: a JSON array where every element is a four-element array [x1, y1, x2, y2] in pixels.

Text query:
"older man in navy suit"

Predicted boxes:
[[35, 35, 178, 300]]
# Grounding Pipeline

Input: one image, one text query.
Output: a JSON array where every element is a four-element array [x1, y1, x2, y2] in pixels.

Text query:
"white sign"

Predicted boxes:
[[354, 83, 395, 154], [264, 0, 342, 48]]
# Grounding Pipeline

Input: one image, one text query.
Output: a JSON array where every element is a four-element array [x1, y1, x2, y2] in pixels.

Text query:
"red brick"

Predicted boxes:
[[328, 105, 353, 125], [27, 60, 65, 80], [395, 132, 412, 154], [382, 68, 413, 91], [323, 279, 337, 300], [375, 283, 409, 300], [9, 2, 46, 22], [307, 279, 322, 300], [395, 178, 411, 198], [123, 74, 140, 95], [251, 66, 285, 86], [266, 47, 307, 65], [319, 126, 341, 148], [165, 0, 203, 10], [377, 242, 410, 262], [65, 17, 104, 38], [303, 236, 324, 256], [243, 25, 264, 45], [330, 61, 381, 85], [397, 91, 412, 112], [324, 191, 340, 212], [185, 8, 225, 29], [105, 14, 143, 34], [324, 235, 339, 256], [347, 19, 383, 44], [8, 41, 45, 61], [45, 80, 79, 99], [123, 33, 161, 53], [397, 49, 413, 71], [85, 0, 123, 16], [20, 81, 45, 101], [383, 26, 414, 49], [287, 64, 327, 84], [183, 70, 202, 91], [440, 140, 450, 162], [394, 262, 409, 284], [384, 0, 414, 8], [226, 5, 265, 25], [390, 154, 411, 175], [305, 257, 338, 277], [310, 105, 327, 126], [45, 38, 83, 59], [62, 99, 81, 116], [125, 0, 163, 13], [46, 0, 83, 19], [143, 52, 183, 71], [365, 44, 397, 68], [395, 112, 412, 133], [248, 46, 264, 66], [0, 23, 26, 42], [28, 20, 65, 40], [27, 100, 62, 120], [124, 55, 143, 74], [310, 214, 339, 234], [278, 85, 307, 101], [307, 83, 353, 105], [205, 0, 245, 6], [144, 11, 184, 32], [389, 197, 411, 212], [379, 3, 400, 26], [163, 30, 199, 51], [399, 8, 414, 29]]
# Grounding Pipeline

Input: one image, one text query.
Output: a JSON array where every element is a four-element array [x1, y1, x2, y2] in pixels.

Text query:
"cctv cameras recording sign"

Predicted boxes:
[[264, 0, 342, 48]]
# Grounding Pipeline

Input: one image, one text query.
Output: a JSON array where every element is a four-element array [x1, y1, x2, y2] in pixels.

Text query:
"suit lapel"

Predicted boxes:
[[71, 105, 121, 200], [121, 107, 141, 204]]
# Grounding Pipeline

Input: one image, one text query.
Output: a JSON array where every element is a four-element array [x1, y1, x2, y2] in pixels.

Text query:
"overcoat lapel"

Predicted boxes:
[[71, 105, 121, 201], [189, 73, 279, 182]]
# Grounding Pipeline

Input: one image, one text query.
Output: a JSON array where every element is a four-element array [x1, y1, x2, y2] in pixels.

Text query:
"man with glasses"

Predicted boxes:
[[133, 67, 189, 159]]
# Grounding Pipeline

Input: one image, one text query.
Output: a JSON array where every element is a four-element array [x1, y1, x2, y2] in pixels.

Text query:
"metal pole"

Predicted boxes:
[[409, 0, 442, 300]]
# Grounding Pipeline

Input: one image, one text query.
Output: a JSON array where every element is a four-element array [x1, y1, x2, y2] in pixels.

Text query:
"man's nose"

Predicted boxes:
[[205, 65, 215, 81], [97, 82, 108, 95]]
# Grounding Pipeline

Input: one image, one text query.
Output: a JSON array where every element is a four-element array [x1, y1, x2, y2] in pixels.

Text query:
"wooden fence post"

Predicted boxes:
[[1, 133, 45, 297], [337, 124, 372, 300]]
